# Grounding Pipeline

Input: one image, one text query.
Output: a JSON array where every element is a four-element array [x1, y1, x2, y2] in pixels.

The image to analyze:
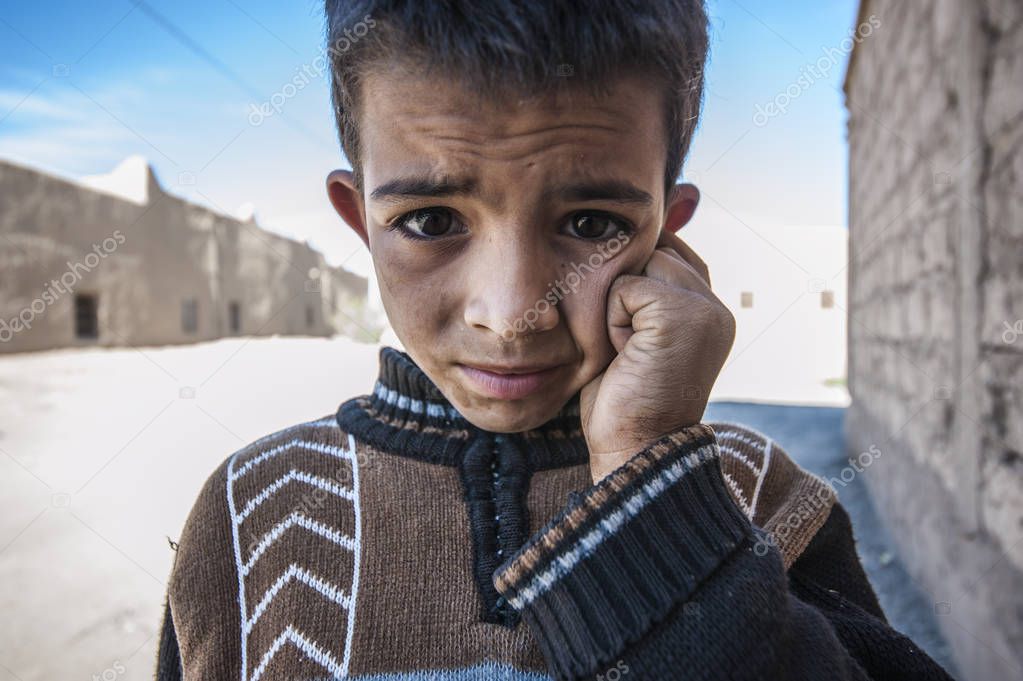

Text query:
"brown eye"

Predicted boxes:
[[565, 212, 627, 240], [395, 208, 456, 239]]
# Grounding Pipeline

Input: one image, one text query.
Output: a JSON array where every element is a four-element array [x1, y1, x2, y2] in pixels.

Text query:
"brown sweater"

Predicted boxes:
[[156, 345, 953, 680]]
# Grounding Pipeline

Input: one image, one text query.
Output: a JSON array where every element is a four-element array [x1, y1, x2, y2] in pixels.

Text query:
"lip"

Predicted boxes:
[[458, 362, 564, 400]]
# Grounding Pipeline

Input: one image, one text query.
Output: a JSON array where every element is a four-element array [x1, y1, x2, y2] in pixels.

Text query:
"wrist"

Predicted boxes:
[[588, 419, 704, 483], [494, 421, 753, 680]]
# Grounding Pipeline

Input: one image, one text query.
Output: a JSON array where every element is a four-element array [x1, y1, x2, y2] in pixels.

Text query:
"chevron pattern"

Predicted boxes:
[[709, 421, 837, 570], [226, 417, 363, 681], [710, 423, 771, 519], [249, 625, 346, 681], [236, 468, 357, 522], [243, 511, 357, 577]]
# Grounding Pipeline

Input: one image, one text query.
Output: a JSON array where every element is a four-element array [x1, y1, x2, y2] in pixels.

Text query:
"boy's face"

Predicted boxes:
[[328, 67, 698, 433]]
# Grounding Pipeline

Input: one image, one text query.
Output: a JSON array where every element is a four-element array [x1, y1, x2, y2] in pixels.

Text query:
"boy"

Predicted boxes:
[[156, 1, 955, 679]]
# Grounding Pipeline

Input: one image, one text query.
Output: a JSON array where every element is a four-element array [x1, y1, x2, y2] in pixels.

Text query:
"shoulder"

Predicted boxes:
[[168, 412, 353, 589], [177, 413, 349, 523], [706, 421, 837, 570], [222, 412, 351, 487], [167, 412, 358, 674]]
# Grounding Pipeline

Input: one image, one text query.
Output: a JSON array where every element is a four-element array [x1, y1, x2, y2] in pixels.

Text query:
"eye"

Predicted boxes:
[[562, 211, 634, 240], [389, 208, 462, 240]]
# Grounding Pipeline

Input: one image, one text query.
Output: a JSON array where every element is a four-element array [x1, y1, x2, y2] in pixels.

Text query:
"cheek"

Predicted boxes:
[[558, 236, 653, 368], [375, 244, 469, 348]]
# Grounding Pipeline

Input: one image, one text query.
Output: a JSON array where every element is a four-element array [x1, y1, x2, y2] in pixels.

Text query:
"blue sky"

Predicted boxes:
[[0, 0, 860, 276]]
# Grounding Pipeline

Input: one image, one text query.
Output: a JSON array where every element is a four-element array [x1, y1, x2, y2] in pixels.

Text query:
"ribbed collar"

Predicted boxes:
[[336, 345, 590, 470]]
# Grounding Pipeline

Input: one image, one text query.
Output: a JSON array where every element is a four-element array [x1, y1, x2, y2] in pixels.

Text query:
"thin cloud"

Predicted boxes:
[[0, 71, 176, 175]]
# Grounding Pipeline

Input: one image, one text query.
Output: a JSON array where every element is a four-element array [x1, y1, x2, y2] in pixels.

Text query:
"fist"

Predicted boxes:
[[580, 229, 736, 483]]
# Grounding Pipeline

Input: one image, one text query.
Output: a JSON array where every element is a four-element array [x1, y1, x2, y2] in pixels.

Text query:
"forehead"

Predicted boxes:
[[357, 68, 668, 202]]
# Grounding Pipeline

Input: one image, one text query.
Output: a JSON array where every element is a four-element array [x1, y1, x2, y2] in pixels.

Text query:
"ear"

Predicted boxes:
[[326, 169, 369, 249], [663, 182, 700, 234]]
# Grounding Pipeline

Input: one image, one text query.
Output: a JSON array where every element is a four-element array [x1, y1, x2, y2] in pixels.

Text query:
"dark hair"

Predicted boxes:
[[325, 0, 709, 201]]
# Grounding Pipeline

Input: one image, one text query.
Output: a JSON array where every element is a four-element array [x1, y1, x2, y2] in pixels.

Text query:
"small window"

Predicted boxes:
[[228, 301, 241, 333], [182, 298, 198, 334], [74, 294, 98, 339], [305, 304, 315, 328], [740, 291, 754, 309], [821, 290, 835, 309]]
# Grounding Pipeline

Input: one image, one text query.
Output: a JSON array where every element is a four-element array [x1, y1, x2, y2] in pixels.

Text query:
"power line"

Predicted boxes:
[[132, 0, 332, 147]]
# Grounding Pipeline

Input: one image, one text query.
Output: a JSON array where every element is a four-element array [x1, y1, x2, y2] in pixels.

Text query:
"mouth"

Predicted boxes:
[[457, 361, 564, 400]]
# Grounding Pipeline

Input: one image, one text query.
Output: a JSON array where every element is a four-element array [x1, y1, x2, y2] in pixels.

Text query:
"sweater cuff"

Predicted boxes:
[[492, 423, 754, 680]]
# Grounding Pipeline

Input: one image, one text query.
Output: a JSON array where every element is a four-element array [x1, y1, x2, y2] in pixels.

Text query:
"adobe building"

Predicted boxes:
[[844, 1, 1022, 679], [0, 156, 369, 354]]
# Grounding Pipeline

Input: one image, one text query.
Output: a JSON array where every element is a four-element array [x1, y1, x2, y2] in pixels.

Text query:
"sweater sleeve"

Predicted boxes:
[[156, 456, 241, 680], [155, 595, 183, 681], [492, 423, 956, 681]]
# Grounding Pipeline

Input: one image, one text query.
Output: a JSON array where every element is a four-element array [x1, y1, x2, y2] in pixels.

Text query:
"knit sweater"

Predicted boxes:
[[156, 345, 954, 681]]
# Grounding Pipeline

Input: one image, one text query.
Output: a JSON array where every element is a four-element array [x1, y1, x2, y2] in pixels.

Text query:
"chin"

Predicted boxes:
[[458, 398, 560, 433]]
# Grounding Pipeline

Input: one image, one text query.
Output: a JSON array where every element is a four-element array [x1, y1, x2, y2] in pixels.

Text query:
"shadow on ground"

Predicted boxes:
[[705, 401, 960, 678]]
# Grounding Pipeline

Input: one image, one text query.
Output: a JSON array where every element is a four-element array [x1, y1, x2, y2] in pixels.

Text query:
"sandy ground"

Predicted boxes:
[[0, 336, 380, 680], [0, 335, 949, 681]]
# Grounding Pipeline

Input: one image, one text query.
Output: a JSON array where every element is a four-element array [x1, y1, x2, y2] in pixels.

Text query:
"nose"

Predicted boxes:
[[463, 233, 560, 341]]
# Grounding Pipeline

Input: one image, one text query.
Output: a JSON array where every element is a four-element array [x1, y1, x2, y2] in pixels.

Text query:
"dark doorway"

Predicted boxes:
[[74, 294, 98, 339]]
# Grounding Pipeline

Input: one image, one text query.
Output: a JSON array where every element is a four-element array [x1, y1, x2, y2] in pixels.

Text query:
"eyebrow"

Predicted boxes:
[[544, 180, 654, 207], [370, 175, 477, 204], [369, 174, 653, 208]]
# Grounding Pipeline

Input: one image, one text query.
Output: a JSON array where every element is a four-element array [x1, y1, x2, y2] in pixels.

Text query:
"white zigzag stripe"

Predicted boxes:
[[245, 563, 351, 634], [231, 439, 354, 481], [229, 430, 362, 681], [249, 624, 345, 681], [723, 472, 752, 515], [243, 512, 356, 576], [237, 469, 355, 523], [715, 429, 767, 453], [717, 444, 762, 475]]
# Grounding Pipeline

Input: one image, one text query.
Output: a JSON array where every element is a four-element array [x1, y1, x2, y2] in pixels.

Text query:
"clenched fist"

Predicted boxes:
[[580, 229, 736, 483]]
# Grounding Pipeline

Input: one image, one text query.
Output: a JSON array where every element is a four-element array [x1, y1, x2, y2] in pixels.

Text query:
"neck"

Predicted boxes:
[[336, 345, 589, 469]]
